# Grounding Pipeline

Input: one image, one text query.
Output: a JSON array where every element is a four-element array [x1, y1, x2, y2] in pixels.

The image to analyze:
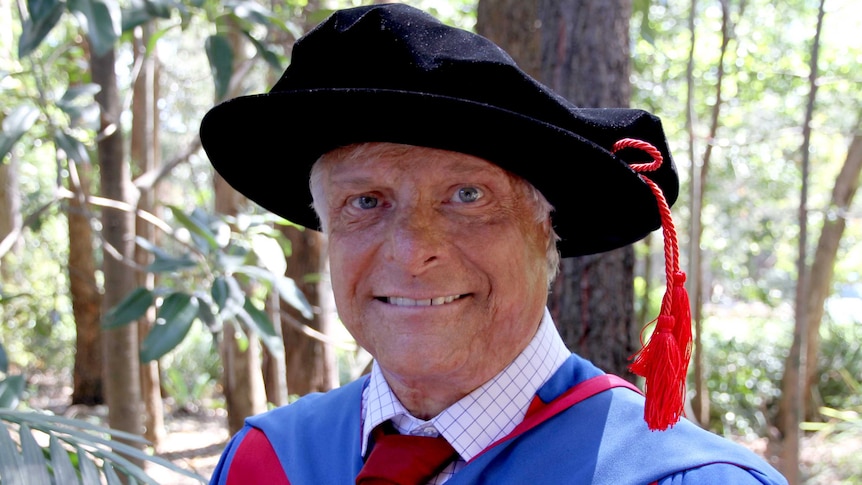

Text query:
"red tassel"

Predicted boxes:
[[613, 138, 692, 431], [630, 315, 683, 431], [671, 271, 692, 374]]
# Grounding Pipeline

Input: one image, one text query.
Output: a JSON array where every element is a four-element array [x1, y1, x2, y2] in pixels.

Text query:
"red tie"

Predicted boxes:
[[356, 422, 458, 485]]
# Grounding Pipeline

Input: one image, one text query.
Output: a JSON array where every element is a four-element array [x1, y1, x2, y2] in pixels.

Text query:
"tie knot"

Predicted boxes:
[[356, 423, 458, 485]]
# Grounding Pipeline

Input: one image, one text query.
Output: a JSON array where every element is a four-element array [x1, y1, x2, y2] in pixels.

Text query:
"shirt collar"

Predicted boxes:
[[360, 308, 570, 461]]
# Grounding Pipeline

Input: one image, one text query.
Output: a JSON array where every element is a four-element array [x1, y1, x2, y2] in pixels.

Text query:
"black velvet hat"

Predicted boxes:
[[200, 3, 679, 257]]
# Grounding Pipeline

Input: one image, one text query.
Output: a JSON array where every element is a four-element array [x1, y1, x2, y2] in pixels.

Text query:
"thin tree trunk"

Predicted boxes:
[[0, 154, 22, 267], [92, 45, 144, 457], [131, 23, 166, 447], [68, 161, 104, 405], [779, 1, 826, 481], [281, 226, 338, 396], [803, 131, 862, 412], [689, 0, 733, 427]]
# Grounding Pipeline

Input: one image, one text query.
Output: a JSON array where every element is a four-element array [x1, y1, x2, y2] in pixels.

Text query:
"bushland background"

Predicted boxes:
[[1, 0, 860, 483]]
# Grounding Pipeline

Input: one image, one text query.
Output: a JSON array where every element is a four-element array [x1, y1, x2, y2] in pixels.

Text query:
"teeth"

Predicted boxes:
[[386, 295, 460, 306]]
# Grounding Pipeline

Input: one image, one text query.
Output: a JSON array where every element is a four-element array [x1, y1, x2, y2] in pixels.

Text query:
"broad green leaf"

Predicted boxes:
[[239, 300, 283, 357], [19, 425, 51, 485], [53, 129, 90, 164], [140, 292, 198, 362], [205, 34, 233, 101], [0, 375, 25, 408], [169, 206, 219, 251], [18, 0, 65, 58], [102, 287, 154, 329], [0, 421, 25, 485], [0, 105, 40, 161], [49, 435, 78, 484], [69, 0, 121, 57]]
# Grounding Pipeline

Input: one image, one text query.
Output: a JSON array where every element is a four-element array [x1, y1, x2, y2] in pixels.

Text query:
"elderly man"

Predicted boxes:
[[201, 4, 787, 485]]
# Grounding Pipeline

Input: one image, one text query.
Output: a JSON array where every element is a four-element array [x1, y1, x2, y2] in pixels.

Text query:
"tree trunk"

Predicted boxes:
[[68, 161, 104, 405], [131, 23, 166, 447], [280, 226, 338, 396], [478, 0, 638, 380], [779, 1, 825, 481], [803, 132, 862, 409], [539, 1, 637, 380], [92, 45, 144, 454], [0, 152, 22, 277]]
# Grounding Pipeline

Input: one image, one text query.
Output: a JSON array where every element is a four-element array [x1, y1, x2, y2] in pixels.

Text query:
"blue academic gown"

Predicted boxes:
[[210, 354, 788, 484]]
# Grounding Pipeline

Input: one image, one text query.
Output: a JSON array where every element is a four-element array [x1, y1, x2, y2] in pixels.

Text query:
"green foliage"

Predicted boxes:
[[103, 207, 312, 364], [0, 105, 40, 163], [17, 0, 65, 58], [0, 409, 207, 484], [0, 343, 206, 484], [67, 0, 122, 56]]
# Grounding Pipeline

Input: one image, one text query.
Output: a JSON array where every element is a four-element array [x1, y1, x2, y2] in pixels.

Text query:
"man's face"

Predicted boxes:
[[317, 143, 550, 391]]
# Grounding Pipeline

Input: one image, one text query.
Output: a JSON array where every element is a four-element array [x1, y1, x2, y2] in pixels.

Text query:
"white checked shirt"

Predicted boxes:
[[360, 308, 571, 484]]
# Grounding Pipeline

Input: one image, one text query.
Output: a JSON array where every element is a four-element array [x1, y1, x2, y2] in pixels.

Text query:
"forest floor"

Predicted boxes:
[[23, 372, 862, 485]]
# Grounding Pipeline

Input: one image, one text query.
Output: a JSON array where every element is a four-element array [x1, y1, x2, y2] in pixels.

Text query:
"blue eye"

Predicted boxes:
[[454, 186, 483, 203], [351, 195, 379, 209]]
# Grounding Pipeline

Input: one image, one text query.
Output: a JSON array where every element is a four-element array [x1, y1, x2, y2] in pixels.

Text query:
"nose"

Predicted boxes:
[[385, 205, 446, 274]]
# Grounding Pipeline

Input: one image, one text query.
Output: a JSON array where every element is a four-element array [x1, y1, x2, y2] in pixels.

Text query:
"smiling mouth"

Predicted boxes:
[[376, 295, 466, 307]]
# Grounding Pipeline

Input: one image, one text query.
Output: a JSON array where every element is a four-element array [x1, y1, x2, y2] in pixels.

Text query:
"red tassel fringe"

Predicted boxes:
[[612, 138, 693, 431]]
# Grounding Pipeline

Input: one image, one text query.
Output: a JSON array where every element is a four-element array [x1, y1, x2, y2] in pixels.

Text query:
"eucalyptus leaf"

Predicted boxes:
[[205, 34, 233, 101], [18, 0, 65, 58], [68, 0, 122, 57], [102, 287, 154, 329], [140, 293, 198, 362], [0, 104, 40, 161]]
